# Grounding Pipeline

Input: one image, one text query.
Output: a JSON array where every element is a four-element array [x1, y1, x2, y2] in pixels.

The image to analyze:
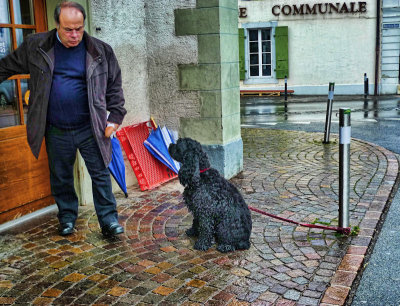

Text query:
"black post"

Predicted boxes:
[[284, 75, 288, 101], [323, 82, 335, 144], [364, 73, 368, 99]]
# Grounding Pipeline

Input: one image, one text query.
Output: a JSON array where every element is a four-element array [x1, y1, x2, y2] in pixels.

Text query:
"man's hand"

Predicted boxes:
[[105, 122, 120, 138]]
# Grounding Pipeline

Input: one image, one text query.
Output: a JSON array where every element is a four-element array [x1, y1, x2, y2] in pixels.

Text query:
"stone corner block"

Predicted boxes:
[[175, 7, 220, 36], [202, 138, 243, 179], [196, 0, 238, 10], [179, 117, 223, 143], [199, 89, 241, 118], [179, 64, 221, 91], [179, 63, 239, 91]]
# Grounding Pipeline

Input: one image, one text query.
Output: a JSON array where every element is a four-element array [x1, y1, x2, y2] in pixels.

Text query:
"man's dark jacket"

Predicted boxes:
[[0, 29, 127, 166]]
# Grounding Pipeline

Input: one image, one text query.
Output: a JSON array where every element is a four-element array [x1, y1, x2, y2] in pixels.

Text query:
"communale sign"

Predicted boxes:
[[272, 2, 367, 16]]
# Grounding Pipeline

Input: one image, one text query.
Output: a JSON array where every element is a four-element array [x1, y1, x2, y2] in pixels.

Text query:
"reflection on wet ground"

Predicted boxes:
[[241, 96, 400, 125]]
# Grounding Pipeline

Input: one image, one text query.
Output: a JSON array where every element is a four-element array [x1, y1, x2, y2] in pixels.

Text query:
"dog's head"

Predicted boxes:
[[169, 138, 210, 187]]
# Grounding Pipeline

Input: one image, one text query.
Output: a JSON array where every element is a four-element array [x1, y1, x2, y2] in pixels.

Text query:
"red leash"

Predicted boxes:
[[199, 168, 351, 235], [248, 206, 351, 235]]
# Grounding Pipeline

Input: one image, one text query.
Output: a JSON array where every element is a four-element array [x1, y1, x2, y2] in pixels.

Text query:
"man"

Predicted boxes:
[[0, 1, 127, 237]]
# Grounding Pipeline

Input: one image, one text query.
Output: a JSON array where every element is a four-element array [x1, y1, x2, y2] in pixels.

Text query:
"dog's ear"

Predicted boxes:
[[198, 147, 211, 170], [178, 152, 200, 187]]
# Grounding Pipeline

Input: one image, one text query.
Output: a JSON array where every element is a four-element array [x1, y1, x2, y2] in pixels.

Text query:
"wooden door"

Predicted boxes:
[[0, 0, 53, 224]]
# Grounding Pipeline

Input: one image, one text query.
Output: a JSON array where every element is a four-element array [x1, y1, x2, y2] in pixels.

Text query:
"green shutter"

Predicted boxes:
[[239, 28, 246, 80], [275, 26, 289, 79]]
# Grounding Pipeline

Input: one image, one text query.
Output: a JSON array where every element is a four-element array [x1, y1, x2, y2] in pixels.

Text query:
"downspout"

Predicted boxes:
[[374, 0, 381, 96]]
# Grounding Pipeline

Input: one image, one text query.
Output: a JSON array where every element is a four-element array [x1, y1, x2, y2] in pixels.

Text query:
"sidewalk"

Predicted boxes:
[[0, 128, 397, 305]]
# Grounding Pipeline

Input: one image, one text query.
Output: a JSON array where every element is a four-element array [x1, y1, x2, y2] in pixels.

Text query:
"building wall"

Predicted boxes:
[[90, 0, 150, 125], [239, 0, 379, 95], [90, 0, 199, 134], [381, 0, 400, 94], [145, 0, 199, 133]]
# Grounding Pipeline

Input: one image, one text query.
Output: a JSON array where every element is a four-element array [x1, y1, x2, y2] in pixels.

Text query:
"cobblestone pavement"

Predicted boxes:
[[0, 128, 398, 305]]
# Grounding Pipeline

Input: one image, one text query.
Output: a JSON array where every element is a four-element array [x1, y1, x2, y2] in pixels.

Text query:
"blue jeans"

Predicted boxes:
[[45, 124, 118, 228]]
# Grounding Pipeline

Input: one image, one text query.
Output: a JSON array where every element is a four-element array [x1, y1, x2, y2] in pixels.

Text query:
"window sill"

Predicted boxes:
[[244, 78, 279, 85]]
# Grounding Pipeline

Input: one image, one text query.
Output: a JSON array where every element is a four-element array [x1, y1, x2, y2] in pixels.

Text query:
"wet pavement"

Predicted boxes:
[[241, 95, 400, 126], [0, 128, 398, 305]]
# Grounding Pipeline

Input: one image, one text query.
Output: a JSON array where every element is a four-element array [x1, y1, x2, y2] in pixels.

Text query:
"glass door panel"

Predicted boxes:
[[0, 79, 20, 128], [0, 0, 10, 23], [15, 28, 34, 46], [0, 28, 12, 58], [13, 0, 34, 24], [21, 78, 29, 122], [1, 0, 43, 129]]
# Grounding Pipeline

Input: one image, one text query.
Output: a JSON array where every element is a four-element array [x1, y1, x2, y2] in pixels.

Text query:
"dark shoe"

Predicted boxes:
[[59, 222, 74, 236], [102, 222, 124, 237]]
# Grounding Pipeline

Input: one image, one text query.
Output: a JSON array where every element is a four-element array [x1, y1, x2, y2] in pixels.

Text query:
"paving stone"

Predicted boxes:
[[283, 289, 301, 301], [95, 294, 118, 305], [187, 279, 207, 288], [165, 287, 193, 303], [330, 270, 357, 287], [0, 297, 15, 304], [60, 287, 84, 298], [321, 285, 350, 305], [248, 283, 268, 293], [292, 277, 308, 285], [303, 289, 323, 298], [74, 294, 97, 304], [53, 282, 73, 291], [272, 273, 291, 281], [108, 286, 130, 297], [41, 288, 63, 298], [63, 272, 86, 282], [51, 296, 76, 305], [298, 296, 320, 305], [153, 286, 175, 296], [141, 292, 165, 304], [269, 284, 287, 295]]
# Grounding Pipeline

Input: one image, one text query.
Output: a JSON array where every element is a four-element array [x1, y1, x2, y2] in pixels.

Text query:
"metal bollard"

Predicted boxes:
[[323, 82, 335, 143], [364, 73, 369, 99], [339, 108, 351, 229], [284, 75, 288, 101]]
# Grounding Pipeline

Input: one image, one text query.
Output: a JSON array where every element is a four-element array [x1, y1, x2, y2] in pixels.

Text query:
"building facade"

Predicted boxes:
[[238, 0, 393, 95], [381, 0, 400, 93]]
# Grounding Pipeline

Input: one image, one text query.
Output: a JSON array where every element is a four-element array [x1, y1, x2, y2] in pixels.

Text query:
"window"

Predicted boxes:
[[248, 29, 272, 77], [0, 0, 44, 129], [239, 23, 288, 84]]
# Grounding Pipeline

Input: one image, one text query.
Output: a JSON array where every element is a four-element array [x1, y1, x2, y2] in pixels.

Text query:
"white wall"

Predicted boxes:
[[239, 0, 378, 94]]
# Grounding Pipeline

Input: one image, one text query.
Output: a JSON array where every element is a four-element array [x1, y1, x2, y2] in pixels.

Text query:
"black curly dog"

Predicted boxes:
[[169, 138, 252, 253]]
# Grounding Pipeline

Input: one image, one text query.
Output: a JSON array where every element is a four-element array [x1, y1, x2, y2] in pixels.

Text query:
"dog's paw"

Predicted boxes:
[[194, 240, 212, 251], [217, 244, 235, 253], [186, 227, 198, 237], [236, 240, 251, 250]]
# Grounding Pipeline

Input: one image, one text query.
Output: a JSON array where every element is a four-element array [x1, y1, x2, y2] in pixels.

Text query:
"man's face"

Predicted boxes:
[[57, 7, 84, 48]]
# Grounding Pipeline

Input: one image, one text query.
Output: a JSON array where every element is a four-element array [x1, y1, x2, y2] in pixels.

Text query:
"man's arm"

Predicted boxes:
[[0, 40, 30, 83], [105, 47, 126, 130]]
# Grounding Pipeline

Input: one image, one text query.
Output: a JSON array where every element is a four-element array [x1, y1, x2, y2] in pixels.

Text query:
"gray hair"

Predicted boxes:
[[54, 1, 86, 25]]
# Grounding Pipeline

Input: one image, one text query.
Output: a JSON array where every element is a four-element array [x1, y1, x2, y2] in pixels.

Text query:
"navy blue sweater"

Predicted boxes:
[[47, 37, 90, 129]]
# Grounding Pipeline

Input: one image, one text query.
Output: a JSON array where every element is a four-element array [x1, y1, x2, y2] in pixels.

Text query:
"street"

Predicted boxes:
[[241, 94, 400, 305]]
